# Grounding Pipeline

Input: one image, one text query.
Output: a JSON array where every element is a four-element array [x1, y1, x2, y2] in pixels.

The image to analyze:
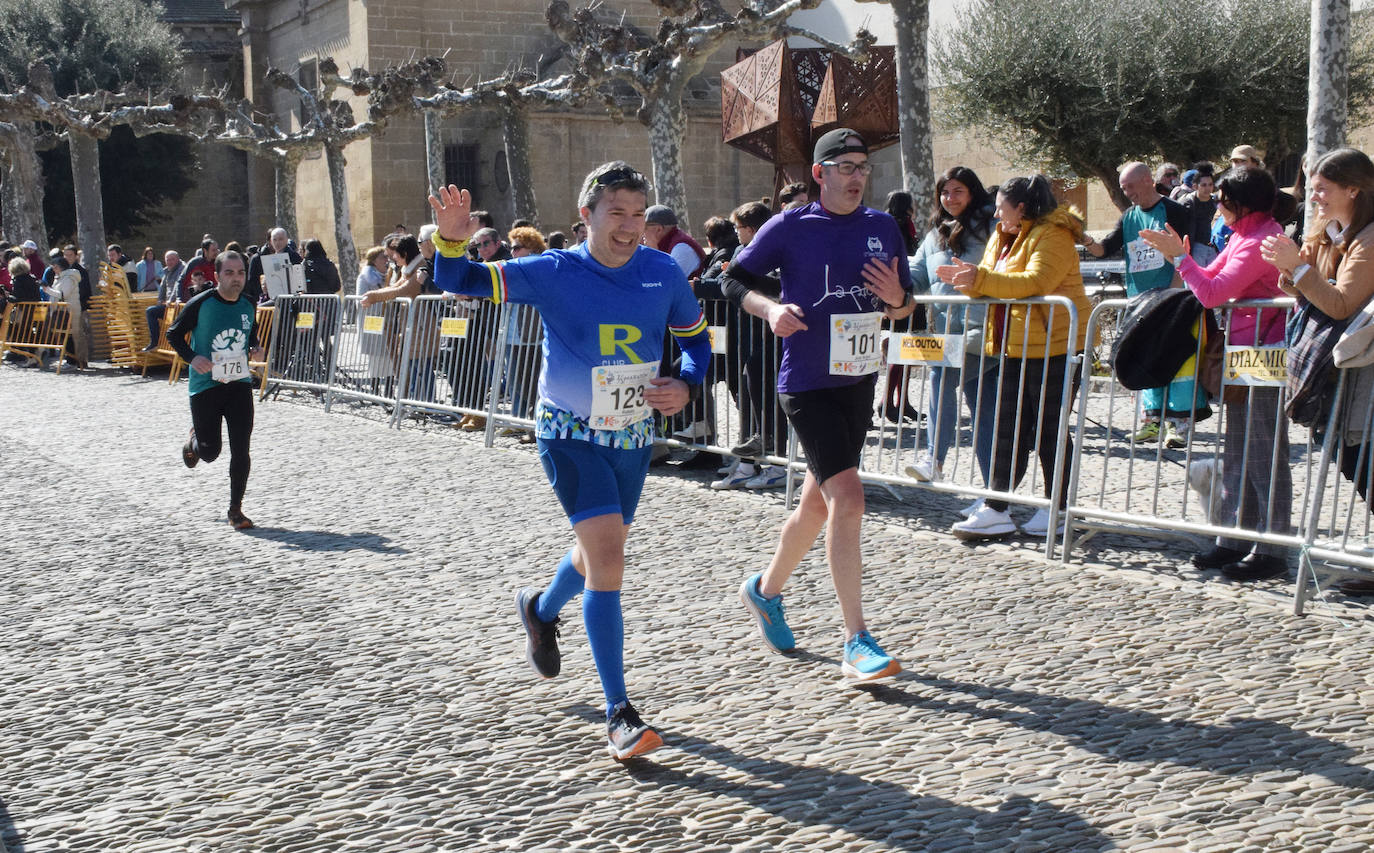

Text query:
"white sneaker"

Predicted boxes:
[[958, 498, 984, 518], [745, 465, 788, 489], [671, 419, 713, 440], [711, 463, 756, 490], [716, 456, 739, 476], [951, 505, 1017, 540], [904, 451, 942, 482], [1020, 507, 1065, 537]]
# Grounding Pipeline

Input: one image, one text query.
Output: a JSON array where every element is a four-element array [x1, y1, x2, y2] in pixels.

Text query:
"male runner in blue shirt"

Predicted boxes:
[[428, 163, 710, 760]]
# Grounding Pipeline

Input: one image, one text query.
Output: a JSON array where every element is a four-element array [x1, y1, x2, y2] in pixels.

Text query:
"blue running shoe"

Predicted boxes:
[[739, 573, 795, 652], [842, 630, 901, 681]]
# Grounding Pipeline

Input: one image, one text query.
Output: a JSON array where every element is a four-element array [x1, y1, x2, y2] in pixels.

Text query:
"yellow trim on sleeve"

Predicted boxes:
[[432, 233, 470, 258]]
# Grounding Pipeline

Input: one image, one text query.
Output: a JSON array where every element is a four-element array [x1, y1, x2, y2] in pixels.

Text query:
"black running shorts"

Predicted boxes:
[[778, 375, 876, 484]]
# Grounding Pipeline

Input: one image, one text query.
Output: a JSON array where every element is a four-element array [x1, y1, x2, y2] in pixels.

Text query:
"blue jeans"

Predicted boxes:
[[930, 353, 999, 486]]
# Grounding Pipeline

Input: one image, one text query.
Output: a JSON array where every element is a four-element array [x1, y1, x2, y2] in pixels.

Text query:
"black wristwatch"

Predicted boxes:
[[888, 292, 912, 310]]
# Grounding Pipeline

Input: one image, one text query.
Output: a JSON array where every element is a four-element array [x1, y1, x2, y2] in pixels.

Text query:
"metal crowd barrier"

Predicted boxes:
[[486, 302, 542, 436], [254, 281, 1374, 618], [1, 301, 73, 371], [1062, 298, 1309, 564], [656, 294, 1081, 546], [860, 294, 1081, 557], [322, 295, 411, 410], [263, 294, 343, 396], [390, 295, 506, 438], [1294, 362, 1374, 614], [660, 296, 792, 474]]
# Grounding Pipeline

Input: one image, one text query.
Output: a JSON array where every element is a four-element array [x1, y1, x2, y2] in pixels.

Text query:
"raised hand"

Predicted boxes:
[[1139, 224, 1186, 259], [1260, 234, 1302, 275], [427, 185, 481, 244], [935, 257, 978, 291]]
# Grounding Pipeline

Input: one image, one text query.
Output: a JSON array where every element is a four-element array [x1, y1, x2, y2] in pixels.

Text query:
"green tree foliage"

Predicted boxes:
[[934, 0, 1374, 208], [39, 127, 197, 241], [0, 0, 194, 240], [0, 0, 182, 94]]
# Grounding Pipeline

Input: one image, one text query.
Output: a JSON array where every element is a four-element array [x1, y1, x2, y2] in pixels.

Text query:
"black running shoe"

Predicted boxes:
[[182, 429, 199, 468], [516, 587, 561, 678], [227, 508, 254, 530], [606, 701, 663, 760]]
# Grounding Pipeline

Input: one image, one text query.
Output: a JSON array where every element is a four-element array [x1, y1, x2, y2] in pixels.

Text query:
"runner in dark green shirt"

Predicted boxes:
[[167, 250, 263, 529]]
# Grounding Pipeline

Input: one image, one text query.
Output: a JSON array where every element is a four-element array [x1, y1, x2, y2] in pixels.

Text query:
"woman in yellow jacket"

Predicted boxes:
[[937, 175, 1091, 540]]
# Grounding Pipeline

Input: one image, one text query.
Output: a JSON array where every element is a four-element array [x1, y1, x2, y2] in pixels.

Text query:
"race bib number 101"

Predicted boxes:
[[590, 363, 658, 430], [829, 312, 882, 376]]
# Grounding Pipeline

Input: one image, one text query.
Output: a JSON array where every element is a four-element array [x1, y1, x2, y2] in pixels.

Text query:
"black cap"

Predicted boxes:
[[813, 128, 868, 164]]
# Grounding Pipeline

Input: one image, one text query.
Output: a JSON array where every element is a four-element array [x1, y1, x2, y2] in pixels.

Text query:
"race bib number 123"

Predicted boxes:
[[590, 363, 658, 430]]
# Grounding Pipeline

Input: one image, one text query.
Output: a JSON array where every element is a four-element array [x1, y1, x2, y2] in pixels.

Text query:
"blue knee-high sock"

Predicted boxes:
[[582, 589, 626, 718], [536, 551, 584, 623]]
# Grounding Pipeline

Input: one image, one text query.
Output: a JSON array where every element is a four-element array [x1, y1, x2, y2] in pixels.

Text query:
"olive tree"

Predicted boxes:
[[0, 0, 185, 246], [935, 0, 1373, 209]]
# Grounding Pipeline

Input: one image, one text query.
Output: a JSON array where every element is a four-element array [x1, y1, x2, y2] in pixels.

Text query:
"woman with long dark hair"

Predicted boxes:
[[937, 175, 1091, 540], [1141, 166, 1297, 581], [885, 190, 919, 256], [903, 167, 998, 515], [1261, 147, 1374, 593]]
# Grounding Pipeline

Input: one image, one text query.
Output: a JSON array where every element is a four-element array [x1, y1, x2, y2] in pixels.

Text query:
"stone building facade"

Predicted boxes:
[[215, 0, 778, 257], [129, 0, 253, 255]]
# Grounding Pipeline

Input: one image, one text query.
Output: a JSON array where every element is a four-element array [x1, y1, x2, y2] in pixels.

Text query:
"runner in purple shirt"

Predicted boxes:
[[722, 128, 916, 682]]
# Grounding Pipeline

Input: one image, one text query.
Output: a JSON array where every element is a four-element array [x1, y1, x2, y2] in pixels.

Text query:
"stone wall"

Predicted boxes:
[[116, 18, 251, 257]]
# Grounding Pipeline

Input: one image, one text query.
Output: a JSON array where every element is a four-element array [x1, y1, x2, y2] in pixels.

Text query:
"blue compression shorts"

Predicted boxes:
[[537, 437, 653, 525]]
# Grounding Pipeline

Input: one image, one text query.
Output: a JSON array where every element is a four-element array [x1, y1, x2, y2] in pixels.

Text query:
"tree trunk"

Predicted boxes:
[[275, 155, 301, 244], [501, 100, 539, 229], [0, 121, 47, 243], [1307, 0, 1348, 206], [0, 146, 14, 244], [1090, 163, 1130, 213], [324, 143, 359, 292], [645, 95, 689, 228], [423, 109, 444, 201], [68, 132, 105, 258], [890, 0, 935, 219]]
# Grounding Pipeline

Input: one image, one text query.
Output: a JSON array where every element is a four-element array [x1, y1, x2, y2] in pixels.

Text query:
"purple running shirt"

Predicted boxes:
[[731, 202, 911, 393]]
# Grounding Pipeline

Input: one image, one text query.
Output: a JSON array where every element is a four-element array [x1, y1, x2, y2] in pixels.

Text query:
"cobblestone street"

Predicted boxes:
[[5, 364, 1374, 852]]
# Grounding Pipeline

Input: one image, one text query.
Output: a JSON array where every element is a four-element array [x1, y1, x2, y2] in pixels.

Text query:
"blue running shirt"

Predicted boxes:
[[432, 242, 710, 447]]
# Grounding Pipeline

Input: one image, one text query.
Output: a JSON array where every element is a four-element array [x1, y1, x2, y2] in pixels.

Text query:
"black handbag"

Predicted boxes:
[[1110, 288, 1205, 391]]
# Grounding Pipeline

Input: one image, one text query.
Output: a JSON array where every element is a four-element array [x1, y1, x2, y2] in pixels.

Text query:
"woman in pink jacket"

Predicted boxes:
[[1141, 166, 1297, 581]]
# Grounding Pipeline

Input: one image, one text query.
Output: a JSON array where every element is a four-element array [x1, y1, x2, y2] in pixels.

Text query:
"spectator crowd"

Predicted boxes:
[[4, 140, 1373, 595]]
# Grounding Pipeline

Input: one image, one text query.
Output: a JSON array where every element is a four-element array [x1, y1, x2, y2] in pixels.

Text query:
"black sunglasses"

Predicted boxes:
[[593, 166, 645, 187]]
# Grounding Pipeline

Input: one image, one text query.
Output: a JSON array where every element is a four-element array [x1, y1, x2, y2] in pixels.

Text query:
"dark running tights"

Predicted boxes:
[[191, 381, 255, 510]]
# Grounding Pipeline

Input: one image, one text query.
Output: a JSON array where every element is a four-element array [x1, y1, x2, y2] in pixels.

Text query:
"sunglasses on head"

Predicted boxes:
[[593, 166, 644, 187]]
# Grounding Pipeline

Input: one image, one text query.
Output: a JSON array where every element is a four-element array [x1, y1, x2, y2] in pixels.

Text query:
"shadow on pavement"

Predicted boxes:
[[1, 797, 24, 852], [862, 674, 1374, 790], [563, 704, 1113, 852], [240, 528, 409, 554]]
